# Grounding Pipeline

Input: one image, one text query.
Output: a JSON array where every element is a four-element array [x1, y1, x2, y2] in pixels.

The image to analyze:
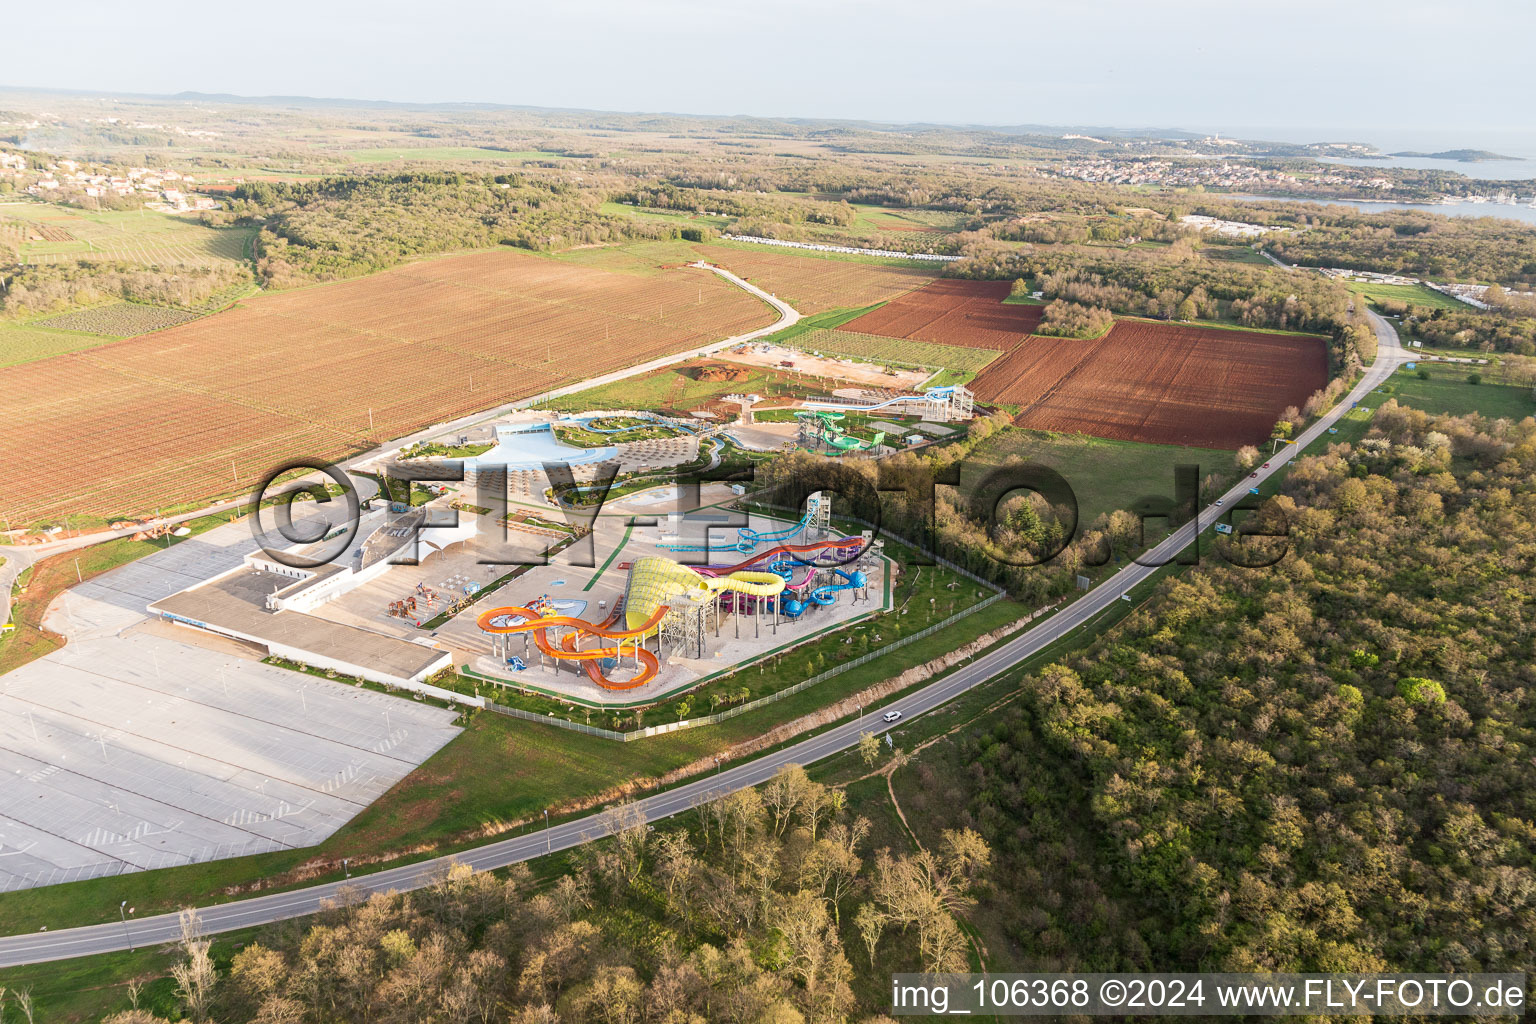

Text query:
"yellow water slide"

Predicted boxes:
[[623, 556, 785, 630]]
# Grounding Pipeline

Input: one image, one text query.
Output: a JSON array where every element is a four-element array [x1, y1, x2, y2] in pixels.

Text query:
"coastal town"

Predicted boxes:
[[1043, 156, 1396, 192]]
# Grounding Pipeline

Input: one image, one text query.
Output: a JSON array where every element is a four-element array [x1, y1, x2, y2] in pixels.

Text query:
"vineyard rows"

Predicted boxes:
[[689, 243, 936, 314], [0, 249, 775, 525], [789, 327, 1001, 374], [836, 279, 1043, 350]]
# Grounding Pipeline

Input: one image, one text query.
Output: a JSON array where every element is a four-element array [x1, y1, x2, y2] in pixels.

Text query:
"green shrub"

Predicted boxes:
[[1349, 648, 1380, 668], [1397, 676, 1446, 706]]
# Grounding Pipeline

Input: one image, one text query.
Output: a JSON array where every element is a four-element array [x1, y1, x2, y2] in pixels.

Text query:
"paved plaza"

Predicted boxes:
[[0, 516, 459, 892]]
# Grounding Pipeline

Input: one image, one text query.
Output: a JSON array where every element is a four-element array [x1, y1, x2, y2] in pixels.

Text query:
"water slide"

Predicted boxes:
[[477, 566, 790, 688], [692, 535, 865, 575], [477, 602, 668, 690], [796, 409, 886, 452], [781, 568, 867, 617], [825, 429, 886, 452], [801, 384, 957, 416], [661, 495, 825, 554]]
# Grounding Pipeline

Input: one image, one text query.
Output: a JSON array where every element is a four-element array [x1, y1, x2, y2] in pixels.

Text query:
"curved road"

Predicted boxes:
[[0, 262, 794, 629], [0, 313, 1404, 968]]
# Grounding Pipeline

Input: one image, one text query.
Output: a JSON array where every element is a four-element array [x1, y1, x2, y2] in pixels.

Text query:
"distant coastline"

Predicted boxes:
[[1387, 149, 1521, 163]]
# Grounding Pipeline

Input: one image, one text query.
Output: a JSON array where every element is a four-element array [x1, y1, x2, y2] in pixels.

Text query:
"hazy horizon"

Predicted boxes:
[[7, 0, 1533, 146]]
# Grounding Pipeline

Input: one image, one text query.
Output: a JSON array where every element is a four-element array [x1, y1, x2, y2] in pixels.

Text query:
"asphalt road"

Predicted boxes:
[[0, 313, 1405, 968], [0, 262, 795, 629]]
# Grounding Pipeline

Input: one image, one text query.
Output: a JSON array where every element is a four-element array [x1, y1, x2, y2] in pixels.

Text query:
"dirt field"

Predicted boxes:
[[725, 342, 929, 388], [970, 321, 1329, 448], [835, 279, 1043, 349], [551, 240, 935, 316], [0, 250, 775, 526], [690, 244, 935, 314]]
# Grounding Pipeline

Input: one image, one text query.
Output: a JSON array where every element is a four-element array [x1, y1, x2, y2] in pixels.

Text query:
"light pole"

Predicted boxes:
[[342, 858, 350, 879], [543, 809, 551, 853], [119, 901, 134, 951]]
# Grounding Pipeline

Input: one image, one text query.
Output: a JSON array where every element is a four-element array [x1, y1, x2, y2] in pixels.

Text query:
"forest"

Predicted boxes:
[[1381, 292, 1536, 356], [0, 259, 249, 316], [1258, 211, 1536, 287], [87, 767, 990, 1024], [919, 401, 1536, 977], [215, 174, 676, 286]]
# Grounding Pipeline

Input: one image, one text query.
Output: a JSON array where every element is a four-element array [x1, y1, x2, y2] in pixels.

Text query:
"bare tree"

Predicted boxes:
[[854, 903, 886, 969], [171, 907, 217, 1023]]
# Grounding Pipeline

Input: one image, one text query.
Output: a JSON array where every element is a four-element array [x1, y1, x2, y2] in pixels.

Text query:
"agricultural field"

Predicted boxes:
[[552, 239, 936, 313], [544, 357, 836, 415], [1199, 242, 1271, 265], [1, 204, 254, 267], [790, 326, 1001, 376], [971, 320, 1329, 449], [836, 278, 1044, 349], [847, 203, 964, 235], [31, 301, 200, 336], [693, 242, 936, 312], [0, 249, 775, 526], [0, 322, 122, 367], [599, 201, 732, 232]]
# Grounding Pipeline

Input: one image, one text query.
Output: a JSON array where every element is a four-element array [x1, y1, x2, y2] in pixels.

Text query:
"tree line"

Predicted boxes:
[[92, 765, 989, 1023]]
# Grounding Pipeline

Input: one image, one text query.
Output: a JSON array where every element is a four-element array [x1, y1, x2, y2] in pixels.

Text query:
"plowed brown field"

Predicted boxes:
[[1, 250, 775, 525], [690, 244, 935, 314], [971, 321, 1328, 449], [835, 279, 1043, 349]]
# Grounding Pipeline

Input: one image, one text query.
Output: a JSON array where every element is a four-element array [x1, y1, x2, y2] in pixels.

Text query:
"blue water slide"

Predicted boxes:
[[661, 497, 821, 554]]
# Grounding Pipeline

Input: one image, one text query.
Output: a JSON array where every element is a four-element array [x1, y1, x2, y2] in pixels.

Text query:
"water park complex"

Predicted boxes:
[[147, 377, 976, 711]]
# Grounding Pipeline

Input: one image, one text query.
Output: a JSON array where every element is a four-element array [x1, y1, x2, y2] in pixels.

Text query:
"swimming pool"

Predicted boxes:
[[471, 422, 617, 469]]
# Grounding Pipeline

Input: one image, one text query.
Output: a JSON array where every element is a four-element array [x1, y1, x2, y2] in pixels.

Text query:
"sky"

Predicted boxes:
[[8, 0, 1534, 145]]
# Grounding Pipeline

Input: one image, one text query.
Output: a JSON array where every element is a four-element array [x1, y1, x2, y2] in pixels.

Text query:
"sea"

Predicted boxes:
[[1204, 126, 1536, 183], [1206, 126, 1536, 226]]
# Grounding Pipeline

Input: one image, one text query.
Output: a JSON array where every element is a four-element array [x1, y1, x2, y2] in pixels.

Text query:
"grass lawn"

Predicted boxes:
[[0, 927, 264, 1023], [544, 357, 835, 414], [553, 422, 683, 447], [0, 508, 242, 677], [0, 321, 120, 368], [0, 543, 1026, 934], [789, 326, 1001, 377], [599, 201, 732, 231], [965, 428, 1240, 529], [399, 439, 495, 459], [847, 203, 962, 235], [1201, 243, 1271, 265], [1380, 363, 1534, 419], [1346, 280, 1471, 312], [0, 546, 1199, 1014], [5, 202, 254, 268]]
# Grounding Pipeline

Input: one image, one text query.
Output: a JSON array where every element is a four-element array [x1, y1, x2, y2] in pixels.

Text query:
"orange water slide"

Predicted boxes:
[[476, 604, 668, 689]]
